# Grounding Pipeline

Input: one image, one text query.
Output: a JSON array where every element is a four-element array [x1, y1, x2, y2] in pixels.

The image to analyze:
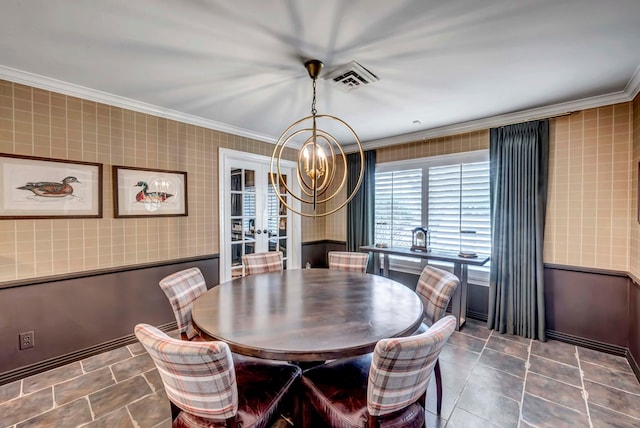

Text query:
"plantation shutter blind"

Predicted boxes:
[[427, 161, 491, 256], [374, 169, 422, 248]]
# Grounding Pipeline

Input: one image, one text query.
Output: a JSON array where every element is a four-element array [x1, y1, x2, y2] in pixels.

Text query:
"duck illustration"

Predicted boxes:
[[134, 181, 173, 203], [16, 176, 80, 197]]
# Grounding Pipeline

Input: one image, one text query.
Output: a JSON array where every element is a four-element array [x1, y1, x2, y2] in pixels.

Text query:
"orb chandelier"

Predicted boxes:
[[270, 59, 364, 218]]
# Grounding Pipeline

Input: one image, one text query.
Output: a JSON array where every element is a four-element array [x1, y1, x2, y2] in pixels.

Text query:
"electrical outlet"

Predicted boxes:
[[19, 331, 34, 350]]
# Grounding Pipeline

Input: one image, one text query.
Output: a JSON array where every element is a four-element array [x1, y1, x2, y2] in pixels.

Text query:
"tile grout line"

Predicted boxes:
[[524, 344, 598, 421], [85, 395, 96, 422], [443, 329, 495, 427], [6, 351, 147, 426], [8, 326, 640, 427], [576, 346, 594, 428], [517, 337, 532, 428], [13, 386, 56, 427]]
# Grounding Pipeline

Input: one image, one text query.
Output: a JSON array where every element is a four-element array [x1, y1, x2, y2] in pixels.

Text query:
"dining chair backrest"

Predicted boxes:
[[134, 323, 238, 421], [367, 315, 456, 418], [328, 251, 369, 273], [242, 251, 283, 275], [416, 265, 460, 326], [158, 267, 207, 340]]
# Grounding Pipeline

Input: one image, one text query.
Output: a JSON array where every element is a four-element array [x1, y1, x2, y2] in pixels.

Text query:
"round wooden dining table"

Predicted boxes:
[[191, 269, 424, 362]]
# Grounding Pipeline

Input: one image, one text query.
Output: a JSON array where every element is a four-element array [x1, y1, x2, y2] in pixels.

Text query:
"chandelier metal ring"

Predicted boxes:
[[269, 59, 365, 218]]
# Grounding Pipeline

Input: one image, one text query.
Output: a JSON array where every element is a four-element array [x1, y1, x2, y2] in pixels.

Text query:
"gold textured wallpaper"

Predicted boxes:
[[0, 80, 293, 282], [545, 104, 633, 271], [376, 130, 490, 164], [631, 95, 640, 280], [374, 105, 636, 273], [0, 78, 637, 282]]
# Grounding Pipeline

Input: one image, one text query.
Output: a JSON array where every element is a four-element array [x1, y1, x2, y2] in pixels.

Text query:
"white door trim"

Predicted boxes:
[[218, 148, 301, 282]]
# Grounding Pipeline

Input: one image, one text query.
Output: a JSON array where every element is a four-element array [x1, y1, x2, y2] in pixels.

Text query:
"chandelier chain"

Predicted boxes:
[[311, 78, 317, 116]]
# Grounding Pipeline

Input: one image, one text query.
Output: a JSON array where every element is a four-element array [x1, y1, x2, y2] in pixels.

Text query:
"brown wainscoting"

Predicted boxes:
[[0, 255, 218, 385], [302, 240, 346, 268], [373, 261, 633, 349], [0, 321, 177, 387], [544, 264, 630, 348], [298, 254, 640, 382], [630, 279, 640, 381], [544, 264, 640, 383], [467, 283, 489, 322], [387, 270, 420, 291], [382, 268, 491, 323], [545, 330, 627, 356]]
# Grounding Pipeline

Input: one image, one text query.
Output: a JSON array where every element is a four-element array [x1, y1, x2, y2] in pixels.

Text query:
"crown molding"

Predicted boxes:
[[2, 64, 639, 153], [0, 65, 277, 144], [358, 82, 639, 151], [625, 64, 640, 99]]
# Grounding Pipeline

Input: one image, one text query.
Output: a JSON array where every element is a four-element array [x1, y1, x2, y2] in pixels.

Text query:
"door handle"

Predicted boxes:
[[255, 230, 262, 235]]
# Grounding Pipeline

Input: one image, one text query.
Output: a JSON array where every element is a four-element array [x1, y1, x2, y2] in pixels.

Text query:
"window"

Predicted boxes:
[[374, 150, 491, 282], [374, 168, 422, 248], [427, 162, 490, 256]]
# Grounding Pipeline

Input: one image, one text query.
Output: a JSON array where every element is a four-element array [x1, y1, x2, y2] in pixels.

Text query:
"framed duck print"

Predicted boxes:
[[0, 153, 103, 219], [113, 165, 188, 218]]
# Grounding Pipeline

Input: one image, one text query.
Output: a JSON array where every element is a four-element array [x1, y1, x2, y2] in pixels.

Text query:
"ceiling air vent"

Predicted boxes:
[[323, 61, 379, 92]]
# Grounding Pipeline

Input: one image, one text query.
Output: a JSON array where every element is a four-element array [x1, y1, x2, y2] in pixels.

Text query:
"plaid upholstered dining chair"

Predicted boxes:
[[328, 251, 369, 273], [414, 265, 460, 414], [135, 323, 301, 428], [242, 251, 283, 275], [301, 316, 456, 427], [158, 267, 208, 341]]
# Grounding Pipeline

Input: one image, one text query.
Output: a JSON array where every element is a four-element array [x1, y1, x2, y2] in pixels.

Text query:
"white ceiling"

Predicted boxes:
[[2, 0, 640, 149]]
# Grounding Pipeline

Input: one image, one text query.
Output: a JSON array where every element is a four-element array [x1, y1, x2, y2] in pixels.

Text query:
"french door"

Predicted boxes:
[[219, 149, 301, 282]]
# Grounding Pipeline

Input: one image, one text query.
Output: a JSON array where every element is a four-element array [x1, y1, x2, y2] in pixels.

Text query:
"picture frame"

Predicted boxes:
[[113, 165, 188, 218], [0, 153, 102, 219]]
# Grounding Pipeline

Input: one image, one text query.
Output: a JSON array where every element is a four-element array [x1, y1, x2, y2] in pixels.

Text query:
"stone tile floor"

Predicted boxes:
[[1, 319, 639, 427]]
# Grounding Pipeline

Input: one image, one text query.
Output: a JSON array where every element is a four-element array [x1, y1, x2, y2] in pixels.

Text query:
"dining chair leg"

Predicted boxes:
[[434, 358, 443, 415], [367, 413, 380, 428], [290, 379, 302, 427], [302, 398, 315, 428], [419, 389, 427, 426], [170, 401, 180, 421]]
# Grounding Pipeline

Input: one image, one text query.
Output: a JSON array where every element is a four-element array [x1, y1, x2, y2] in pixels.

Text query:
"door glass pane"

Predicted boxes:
[[230, 167, 259, 277], [231, 194, 242, 217], [245, 170, 255, 192], [245, 217, 255, 238], [268, 173, 288, 269], [244, 193, 255, 220], [231, 169, 242, 191], [231, 219, 242, 241], [231, 243, 242, 266], [279, 177, 287, 215]]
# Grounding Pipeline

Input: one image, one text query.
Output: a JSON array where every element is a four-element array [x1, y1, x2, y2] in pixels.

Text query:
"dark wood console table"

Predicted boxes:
[[360, 245, 490, 330]]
